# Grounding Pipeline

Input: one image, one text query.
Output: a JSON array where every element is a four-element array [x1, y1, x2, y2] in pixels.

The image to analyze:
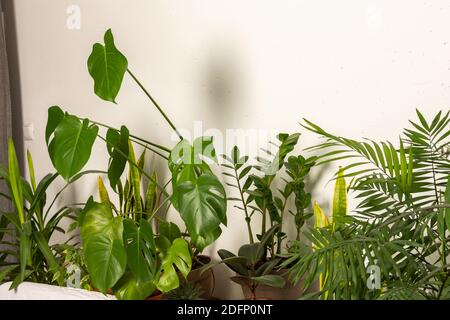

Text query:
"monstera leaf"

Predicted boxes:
[[156, 238, 192, 293], [88, 29, 128, 103], [80, 203, 126, 293], [114, 272, 156, 300], [173, 174, 227, 251], [47, 109, 98, 181], [122, 219, 157, 285], [169, 137, 226, 251]]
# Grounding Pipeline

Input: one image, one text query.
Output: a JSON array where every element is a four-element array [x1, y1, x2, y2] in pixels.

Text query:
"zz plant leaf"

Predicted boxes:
[[88, 29, 128, 103]]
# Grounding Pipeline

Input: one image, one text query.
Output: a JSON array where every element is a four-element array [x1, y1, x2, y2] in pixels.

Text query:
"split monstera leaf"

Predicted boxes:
[[44, 29, 228, 298]]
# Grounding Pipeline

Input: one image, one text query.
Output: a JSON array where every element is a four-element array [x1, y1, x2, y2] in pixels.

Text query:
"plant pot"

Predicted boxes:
[[187, 255, 215, 299], [233, 269, 306, 300], [145, 290, 164, 300]]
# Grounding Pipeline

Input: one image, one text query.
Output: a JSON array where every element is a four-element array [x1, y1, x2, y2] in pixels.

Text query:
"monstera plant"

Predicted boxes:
[[45, 29, 227, 298]]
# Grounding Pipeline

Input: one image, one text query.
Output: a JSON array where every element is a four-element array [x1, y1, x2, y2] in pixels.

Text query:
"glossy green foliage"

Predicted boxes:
[[88, 29, 128, 103]]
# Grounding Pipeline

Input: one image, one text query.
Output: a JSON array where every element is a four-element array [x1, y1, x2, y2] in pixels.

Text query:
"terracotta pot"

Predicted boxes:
[[233, 269, 313, 300], [187, 255, 215, 299], [145, 291, 164, 300]]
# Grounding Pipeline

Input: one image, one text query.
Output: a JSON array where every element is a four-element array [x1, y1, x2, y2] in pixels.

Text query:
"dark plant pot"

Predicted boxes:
[[233, 269, 310, 300], [187, 255, 215, 299]]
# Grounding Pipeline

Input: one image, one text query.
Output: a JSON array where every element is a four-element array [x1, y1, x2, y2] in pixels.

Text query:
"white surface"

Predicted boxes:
[[0, 282, 116, 300], [9, 0, 449, 298]]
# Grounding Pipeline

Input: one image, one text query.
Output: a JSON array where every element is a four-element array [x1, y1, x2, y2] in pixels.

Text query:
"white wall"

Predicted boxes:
[[10, 0, 449, 298]]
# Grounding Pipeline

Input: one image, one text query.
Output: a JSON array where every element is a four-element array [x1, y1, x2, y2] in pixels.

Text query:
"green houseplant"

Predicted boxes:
[[284, 109, 450, 300], [45, 29, 228, 299], [209, 134, 317, 299], [0, 139, 95, 288]]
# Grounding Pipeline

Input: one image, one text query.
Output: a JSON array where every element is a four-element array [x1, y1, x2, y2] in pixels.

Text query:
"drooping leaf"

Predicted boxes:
[[87, 29, 128, 103]]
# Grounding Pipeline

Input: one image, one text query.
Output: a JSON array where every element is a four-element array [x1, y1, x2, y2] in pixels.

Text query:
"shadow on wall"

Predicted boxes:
[[2, 0, 24, 169], [202, 43, 247, 126]]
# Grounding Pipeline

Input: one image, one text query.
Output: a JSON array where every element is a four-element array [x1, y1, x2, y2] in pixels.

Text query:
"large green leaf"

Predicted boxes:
[[84, 234, 127, 293], [114, 272, 156, 300], [123, 219, 156, 284], [88, 29, 128, 103], [80, 202, 126, 292], [156, 238, 192, 293], [51, 115, 98, 181], [173, 174, 227, 251], [106, 126, 129, 190], [45, 106, 64, 144]]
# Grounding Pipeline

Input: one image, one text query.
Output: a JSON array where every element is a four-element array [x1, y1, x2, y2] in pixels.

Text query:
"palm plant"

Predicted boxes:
[[284, 109, 450, 300]]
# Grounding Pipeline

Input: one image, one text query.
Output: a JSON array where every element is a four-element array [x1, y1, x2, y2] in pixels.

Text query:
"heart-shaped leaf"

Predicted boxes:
[[88, 29, 128, 103], [80, 202, 126, 292], [51, 115, 98, 181], [84, 234, 127, 293]]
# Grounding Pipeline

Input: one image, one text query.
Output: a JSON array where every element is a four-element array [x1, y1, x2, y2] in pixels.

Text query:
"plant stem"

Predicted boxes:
[[90, 120, 171, 153], [234, 167, 254, 244], [98, 135, 169, 197], [127, 69, 184, 141]]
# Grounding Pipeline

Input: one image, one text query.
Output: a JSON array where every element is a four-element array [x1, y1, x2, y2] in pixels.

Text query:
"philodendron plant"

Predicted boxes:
[[45, 29, 227, 298]]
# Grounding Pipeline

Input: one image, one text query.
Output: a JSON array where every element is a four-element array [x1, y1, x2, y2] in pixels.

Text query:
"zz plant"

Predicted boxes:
[[210, 133, 316, 298]]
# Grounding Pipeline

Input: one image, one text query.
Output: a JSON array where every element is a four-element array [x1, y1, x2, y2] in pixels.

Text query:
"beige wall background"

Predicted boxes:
[[8, 0, 450, 298]]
